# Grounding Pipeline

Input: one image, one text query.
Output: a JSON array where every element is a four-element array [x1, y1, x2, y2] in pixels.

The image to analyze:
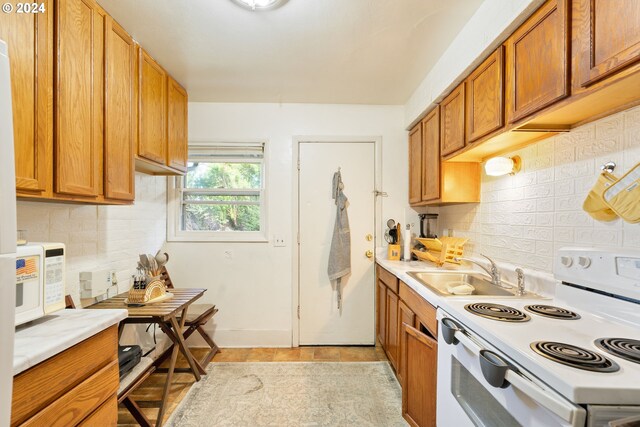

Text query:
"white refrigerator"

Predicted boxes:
[[0, 39, 17, 427]]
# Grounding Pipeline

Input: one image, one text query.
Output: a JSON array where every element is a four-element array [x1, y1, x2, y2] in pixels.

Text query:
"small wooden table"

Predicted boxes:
[[87, 288, 206, 426]]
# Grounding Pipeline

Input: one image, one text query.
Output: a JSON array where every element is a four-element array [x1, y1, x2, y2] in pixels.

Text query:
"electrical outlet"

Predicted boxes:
[[273, 235, 286, 247]]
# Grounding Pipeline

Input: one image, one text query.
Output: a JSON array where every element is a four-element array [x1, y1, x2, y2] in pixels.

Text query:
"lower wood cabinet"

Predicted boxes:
[[376, 266, 439, 427], [402, 321, 437, 427], [397, 299, 415, 386], [11, 326, 119, 427], [385, 290, 399, 370]]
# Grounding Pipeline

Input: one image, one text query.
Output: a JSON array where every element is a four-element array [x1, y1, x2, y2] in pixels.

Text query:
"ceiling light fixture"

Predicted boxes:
[[484, 156, 522, 176], [230, 0, 287, 11]]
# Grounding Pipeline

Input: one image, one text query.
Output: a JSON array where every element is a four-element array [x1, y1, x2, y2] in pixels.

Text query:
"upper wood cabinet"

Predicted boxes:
[[104, 18, 136, 201], [421, 108, 440, 201], [440, 82, 466, 157], [136, 49, 188, 176], [506, 0, 569, 124], [408, 123, 422, 205], [55, 0, 105, 198], [167, 77, 188, 172], [408, 106, 479, 207], [466, 47, 505, 143], [0, 4, 52, 196], [138, 49, 167, 165], [574, 0, 640, 88]]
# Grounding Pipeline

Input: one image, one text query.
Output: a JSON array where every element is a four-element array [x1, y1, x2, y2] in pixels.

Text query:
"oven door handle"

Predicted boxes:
[[451, 328, 581, 425]]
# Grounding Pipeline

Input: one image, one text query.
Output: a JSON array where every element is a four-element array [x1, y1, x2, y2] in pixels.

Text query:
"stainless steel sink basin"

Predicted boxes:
[[407, 271, 542, 298]]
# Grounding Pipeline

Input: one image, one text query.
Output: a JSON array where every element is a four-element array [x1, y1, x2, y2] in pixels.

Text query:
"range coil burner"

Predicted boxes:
[[524, 304, 581, 320], [530, 341, 620, 373], [595, 338, 640, 365], [464, 303, 530, 322]]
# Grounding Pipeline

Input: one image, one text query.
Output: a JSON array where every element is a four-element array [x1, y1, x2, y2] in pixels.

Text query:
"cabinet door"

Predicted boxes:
[[385, 290, 399, 371], [167, 76, 188, 172], [104, 18, 135, 201], [397, 300, 415, 386], [402, 322, 437, 427], [376, 280, 387, 347], [408, 123, 422, 205], [0, 3, 51, 194], [55, 0, 104, 197], [466, 47, 505, 142], [421, 107, 440, 201], [507, 0, 569, 123], [440, 82, 465, 157], [576, 0, 640, 87], [138, 49, 167, 164]]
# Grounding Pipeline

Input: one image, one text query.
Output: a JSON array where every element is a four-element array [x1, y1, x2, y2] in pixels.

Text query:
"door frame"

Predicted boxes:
[[291, 136, 383, 347]]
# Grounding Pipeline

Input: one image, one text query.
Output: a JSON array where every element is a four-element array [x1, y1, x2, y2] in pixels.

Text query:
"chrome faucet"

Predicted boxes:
[[515, 268, 526, 296], [454, 254, 503, 287]]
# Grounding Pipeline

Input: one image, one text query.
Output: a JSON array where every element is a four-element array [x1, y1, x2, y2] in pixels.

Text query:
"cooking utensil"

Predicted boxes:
[[386, 218, 396, 229]]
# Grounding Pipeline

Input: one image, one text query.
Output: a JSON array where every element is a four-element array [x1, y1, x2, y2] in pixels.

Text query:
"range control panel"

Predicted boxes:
[[555, 247, 640, 301]]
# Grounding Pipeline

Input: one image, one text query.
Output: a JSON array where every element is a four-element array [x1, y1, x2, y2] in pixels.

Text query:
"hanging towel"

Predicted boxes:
[[328, 170, 351, 310]]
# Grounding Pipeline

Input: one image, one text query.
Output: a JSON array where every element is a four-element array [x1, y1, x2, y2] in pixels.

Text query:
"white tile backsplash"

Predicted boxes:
[[16, 172, 167, 305], [438, 105, 640, 273]]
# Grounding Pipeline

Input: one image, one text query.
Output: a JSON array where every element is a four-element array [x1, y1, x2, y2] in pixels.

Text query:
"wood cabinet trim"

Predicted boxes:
[[377, 265, 399, 294], [399, 281, 437, 338]]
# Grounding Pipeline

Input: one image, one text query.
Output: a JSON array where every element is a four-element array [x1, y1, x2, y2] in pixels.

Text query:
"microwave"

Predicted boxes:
[[15, 243, 66, 326]]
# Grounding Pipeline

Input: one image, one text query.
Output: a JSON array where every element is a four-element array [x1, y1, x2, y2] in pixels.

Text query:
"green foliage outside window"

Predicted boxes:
[[182, 162, 262, 232]]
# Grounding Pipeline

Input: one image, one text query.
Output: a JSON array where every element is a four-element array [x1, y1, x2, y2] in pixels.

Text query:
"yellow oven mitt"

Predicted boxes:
[[583, 171, 619, 221], [602, 162, 640, 224]]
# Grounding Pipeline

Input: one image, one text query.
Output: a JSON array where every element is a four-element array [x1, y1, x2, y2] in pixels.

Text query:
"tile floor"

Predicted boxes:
[[117, 345, 389, 426]]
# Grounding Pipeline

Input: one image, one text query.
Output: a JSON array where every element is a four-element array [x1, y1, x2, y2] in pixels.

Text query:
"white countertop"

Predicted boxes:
[[13, 308, 127, 375]]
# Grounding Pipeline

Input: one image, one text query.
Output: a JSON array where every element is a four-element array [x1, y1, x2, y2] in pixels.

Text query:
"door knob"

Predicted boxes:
[[365, 234, 373, 241], [365, 250, 373, 259]]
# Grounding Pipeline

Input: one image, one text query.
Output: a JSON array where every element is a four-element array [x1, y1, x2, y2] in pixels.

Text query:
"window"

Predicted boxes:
[[168, 143, 267, 241]]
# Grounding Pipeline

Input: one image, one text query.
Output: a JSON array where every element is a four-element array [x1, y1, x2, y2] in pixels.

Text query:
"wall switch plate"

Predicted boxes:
[[273, 235, 286, 247]]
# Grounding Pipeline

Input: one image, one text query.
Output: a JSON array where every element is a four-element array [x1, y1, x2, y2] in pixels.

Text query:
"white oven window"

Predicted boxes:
[[451, 356, 522, 427]]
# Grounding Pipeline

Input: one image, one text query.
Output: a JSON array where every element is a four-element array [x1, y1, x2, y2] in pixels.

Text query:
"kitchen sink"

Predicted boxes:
[[406, 271, 542, 298]]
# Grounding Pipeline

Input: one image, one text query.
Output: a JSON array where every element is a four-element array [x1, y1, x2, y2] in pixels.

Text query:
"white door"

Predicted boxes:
[[298, 142, 375, 345]]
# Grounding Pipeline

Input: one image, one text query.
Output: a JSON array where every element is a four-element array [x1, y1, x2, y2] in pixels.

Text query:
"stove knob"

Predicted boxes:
[[560, 256, 573, 267], [578, 256, 591, 269]]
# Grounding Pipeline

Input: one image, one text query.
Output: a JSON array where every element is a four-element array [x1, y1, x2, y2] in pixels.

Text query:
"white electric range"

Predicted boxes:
[[436, 248, 640, 427]]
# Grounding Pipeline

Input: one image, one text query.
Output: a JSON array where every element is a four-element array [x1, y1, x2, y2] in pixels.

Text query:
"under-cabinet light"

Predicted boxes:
[[484, 156, 522, 177]]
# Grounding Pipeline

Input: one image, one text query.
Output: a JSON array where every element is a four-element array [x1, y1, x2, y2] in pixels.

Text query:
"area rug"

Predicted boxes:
[[166, 362, 407, 427]]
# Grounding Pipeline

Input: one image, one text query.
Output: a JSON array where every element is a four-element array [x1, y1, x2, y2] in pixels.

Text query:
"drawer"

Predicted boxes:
[[12, 326, 119, 426], [22, 359, 119, 427], [78, 395, 118, 427], [376, 264, 399, 294], [399, 281, 438, 338]]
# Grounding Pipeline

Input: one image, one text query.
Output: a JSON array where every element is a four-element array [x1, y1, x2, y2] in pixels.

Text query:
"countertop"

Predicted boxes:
[[13, 308, 127, 375]]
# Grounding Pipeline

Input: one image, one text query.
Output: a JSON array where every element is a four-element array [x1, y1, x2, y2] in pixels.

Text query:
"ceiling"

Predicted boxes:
[[98, 0, 484, 104]]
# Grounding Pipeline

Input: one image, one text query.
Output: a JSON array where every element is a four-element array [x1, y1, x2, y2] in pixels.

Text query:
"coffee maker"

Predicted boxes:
[[418, 213, 438, 238]]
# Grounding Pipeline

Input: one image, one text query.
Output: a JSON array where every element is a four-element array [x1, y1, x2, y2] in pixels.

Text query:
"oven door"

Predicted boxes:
[[436, 309, 586, 427]]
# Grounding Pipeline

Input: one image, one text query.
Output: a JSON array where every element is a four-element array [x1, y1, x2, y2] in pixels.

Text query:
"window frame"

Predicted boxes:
[[167, 141, 269, 242]]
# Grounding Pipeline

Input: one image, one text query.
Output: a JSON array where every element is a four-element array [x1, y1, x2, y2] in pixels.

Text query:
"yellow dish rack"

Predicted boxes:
[[412, 237, 468, 267]]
